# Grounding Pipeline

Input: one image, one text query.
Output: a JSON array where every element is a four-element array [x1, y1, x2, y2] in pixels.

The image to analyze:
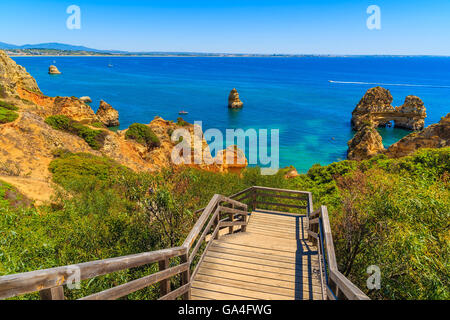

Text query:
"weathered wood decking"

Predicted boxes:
[[191, 210, 323, 300]]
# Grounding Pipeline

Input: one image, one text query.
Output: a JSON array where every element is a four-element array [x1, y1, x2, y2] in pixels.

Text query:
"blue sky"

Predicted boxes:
[[1, 0, 449, 54]]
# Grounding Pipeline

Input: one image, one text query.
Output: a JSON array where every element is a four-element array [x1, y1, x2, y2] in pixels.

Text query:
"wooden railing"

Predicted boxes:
[[0, 193, 249, 301], [308, 206, 370, 300], [0, 186, 369, 300]]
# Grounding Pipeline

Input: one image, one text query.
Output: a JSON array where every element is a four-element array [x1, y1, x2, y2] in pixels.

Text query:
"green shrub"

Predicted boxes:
[[45, 115, 107, 150], [125, 123, 160, 149], [176, 117, 189, 126], [0, 100, 19, 124], [0, 107, 19, 124], [49, 152, 130, 190], [0, 101, 19, 111]]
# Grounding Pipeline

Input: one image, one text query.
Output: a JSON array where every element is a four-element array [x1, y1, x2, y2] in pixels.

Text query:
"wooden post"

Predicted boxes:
[[241, 213, 247, 233], [214, 212, 220, 240], [39, 286, 64, 300], [158, 258, 170, 297], [252, 188, 256, 211], [180, 254, 191, 300], [229, 204, 234, 235]]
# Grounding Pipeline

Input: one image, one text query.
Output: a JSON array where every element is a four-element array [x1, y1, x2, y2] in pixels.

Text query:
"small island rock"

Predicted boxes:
[[48, 65, 61, 75], [96, 100, 119, 127], [228, 88, 244, 109]]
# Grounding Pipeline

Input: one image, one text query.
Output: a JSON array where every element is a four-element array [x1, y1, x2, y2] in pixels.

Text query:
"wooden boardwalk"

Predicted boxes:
[[191, 210, 324, 300]]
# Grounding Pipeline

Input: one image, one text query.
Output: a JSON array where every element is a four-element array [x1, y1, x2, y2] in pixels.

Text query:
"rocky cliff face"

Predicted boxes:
[[96, 100, 119, 127], [347, 123, 385, 161], [0, 50, 248, 201], [0, 50, 42, 99], [385, 113, 450, 158], [351, 87, 426, 131], [228, 88, 244, 109], [394, 95, 427, 130]]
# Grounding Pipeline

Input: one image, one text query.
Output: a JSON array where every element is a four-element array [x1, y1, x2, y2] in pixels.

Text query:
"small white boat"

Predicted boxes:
[[178, 110, 188, 115]]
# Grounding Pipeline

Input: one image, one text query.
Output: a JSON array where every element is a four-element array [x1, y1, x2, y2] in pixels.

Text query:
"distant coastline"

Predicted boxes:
[[3, 43, 449, 58]]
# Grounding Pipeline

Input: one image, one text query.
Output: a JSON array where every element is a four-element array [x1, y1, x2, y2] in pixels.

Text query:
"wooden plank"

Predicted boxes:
[[202, 256, 319, 277], [308, 218, 319, 225], [211, 241, 302, 259], [39, 286, 64, 300], [206, 250, 319, 271], [209, 244, 298, 264], [196, 267, 323, 294], [191, 287, 256, 300], [80, 263, 189, 300], [192, 280, 294, 300], [183, 194, 220, 250], [220, 196, 248, 210], [198, 261, 320, 287], [194, 274, 295, 299], [159, 283, 191, 301], [0, 246, 186, 299]]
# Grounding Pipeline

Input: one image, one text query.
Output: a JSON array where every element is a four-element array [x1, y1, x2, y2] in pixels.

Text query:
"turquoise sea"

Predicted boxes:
[[13, 56, 450, 172]]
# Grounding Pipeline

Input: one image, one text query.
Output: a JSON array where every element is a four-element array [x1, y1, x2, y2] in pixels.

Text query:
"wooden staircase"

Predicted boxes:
[[191, 210, 323, 300], [0, 186, 369, 300]]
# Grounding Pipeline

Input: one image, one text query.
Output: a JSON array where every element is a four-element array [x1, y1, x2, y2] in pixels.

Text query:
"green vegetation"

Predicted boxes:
[[0, 148, 448, 300], [44, 115, 107, 150], [125, 123, 160, 149], [176, 117, 189, 126], [0, 100, 19, 124]]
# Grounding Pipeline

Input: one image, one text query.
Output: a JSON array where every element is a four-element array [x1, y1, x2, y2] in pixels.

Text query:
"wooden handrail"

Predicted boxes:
[[310, 206, 370, 300], [0, 246, 186, 299]]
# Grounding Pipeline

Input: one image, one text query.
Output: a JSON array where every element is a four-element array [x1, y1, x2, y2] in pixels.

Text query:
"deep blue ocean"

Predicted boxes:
[[12, 56, 450, 172]]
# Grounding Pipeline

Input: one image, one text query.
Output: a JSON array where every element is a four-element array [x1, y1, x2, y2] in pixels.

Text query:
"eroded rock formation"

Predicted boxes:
[[80, 96, 92, 103], [347, 123, 385, 161], [351, 87, 426, 131], [96, 100, 119, 127], [385, 113, 450, 158], [228, 88, 244, 109], [48, 65, 61, 75]]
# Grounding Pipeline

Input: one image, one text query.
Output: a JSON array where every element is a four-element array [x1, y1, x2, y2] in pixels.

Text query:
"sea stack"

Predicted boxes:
[[96, 100, 119, 127], [228, 88, 244, 109], [48, 65, 61, 75], [351, 87, 426, 131]]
